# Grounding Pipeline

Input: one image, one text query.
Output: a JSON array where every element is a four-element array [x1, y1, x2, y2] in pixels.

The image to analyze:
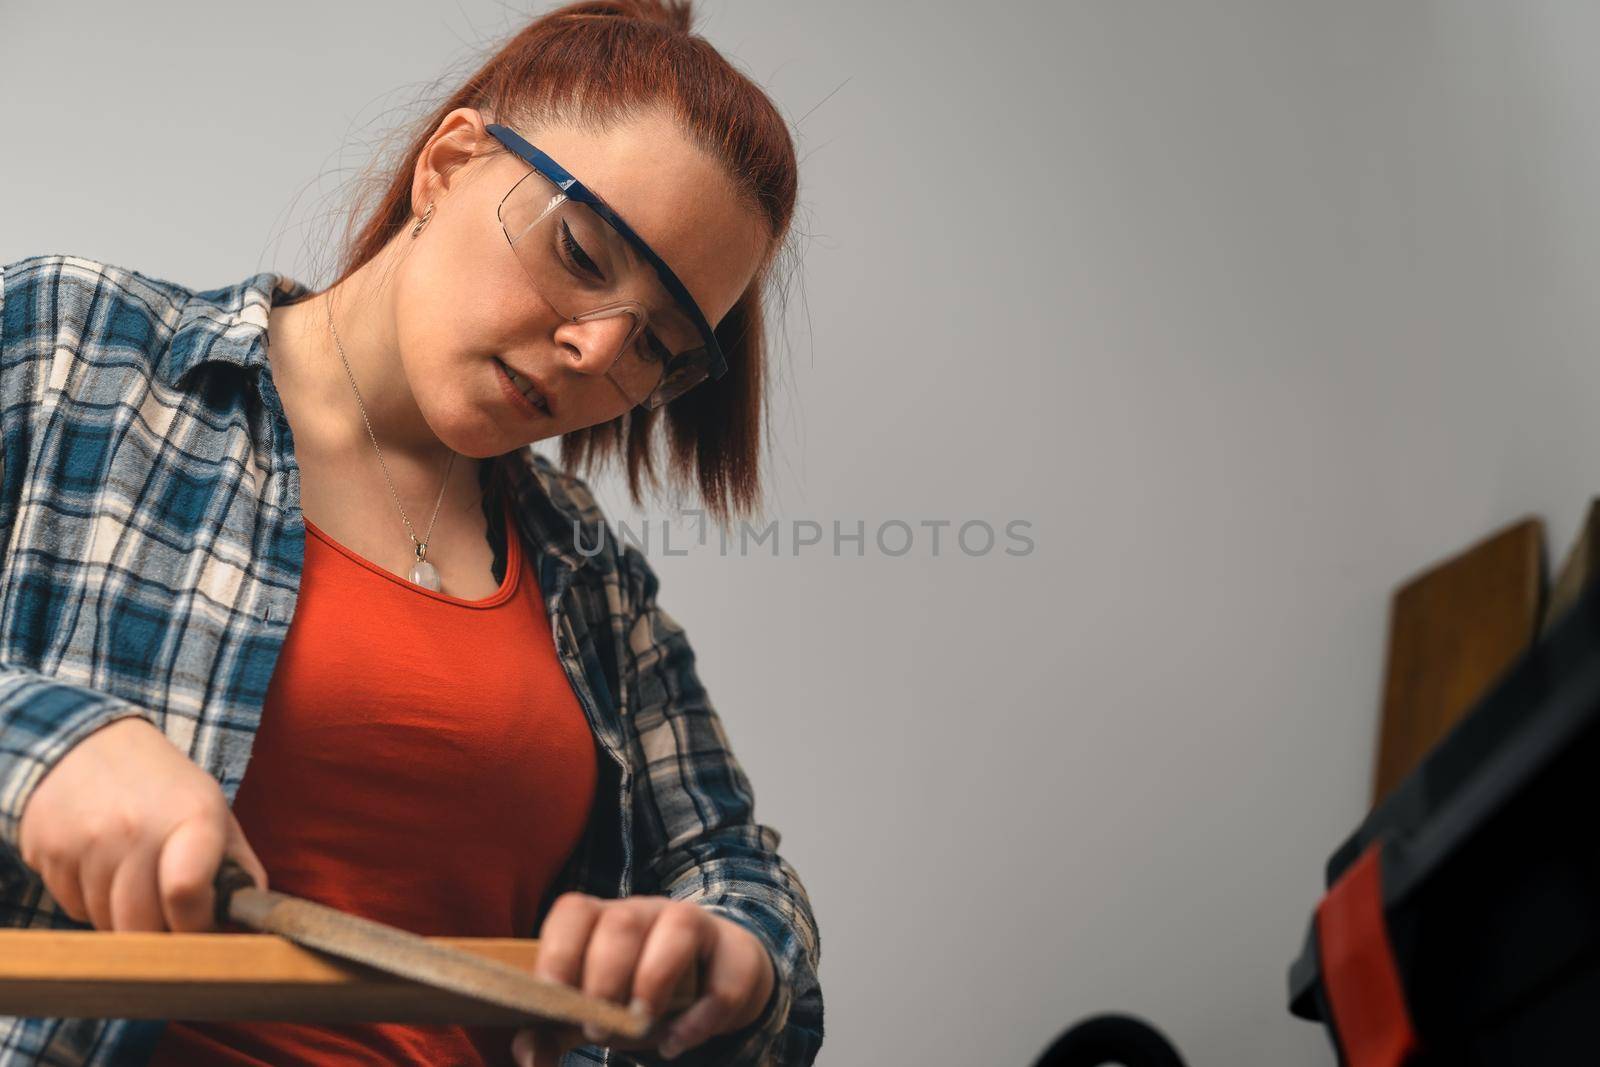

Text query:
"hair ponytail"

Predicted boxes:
[[552, 0, 694, 35]]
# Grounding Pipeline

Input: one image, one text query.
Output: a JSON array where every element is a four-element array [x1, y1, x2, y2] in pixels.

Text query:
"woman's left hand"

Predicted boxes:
[[510, 892, 776, 1067]]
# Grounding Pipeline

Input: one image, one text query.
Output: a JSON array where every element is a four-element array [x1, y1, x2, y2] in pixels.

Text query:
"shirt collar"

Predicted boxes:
[[162, 269, 593, 568], [491, 448, 595, 573], [159, 270, 309, 387]]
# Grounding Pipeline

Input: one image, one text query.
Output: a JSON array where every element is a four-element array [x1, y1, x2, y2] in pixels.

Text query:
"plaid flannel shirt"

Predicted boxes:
[[0, 253, 822, 1066]]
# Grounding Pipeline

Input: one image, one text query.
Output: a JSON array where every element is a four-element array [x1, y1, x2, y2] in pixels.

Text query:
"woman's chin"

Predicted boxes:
[[457, 414, 562, 455], [415, 409, 517, 460]]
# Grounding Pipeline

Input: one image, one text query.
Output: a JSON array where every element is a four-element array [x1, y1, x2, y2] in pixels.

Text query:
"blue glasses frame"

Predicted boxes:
[[484, 123, 729, 390]]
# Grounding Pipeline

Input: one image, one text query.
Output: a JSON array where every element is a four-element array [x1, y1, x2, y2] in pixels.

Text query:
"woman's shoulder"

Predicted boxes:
[[513, 449, 662, 607], [1, 252, 193, 331], [0, 253, 290, 397], [0, 253, 194, 377], [527, 450, 608, 527]]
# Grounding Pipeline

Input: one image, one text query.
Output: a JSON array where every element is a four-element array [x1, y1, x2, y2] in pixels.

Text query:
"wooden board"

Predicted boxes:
[[0, 931, 694, 1024], [1372, 516, 1545, 806]]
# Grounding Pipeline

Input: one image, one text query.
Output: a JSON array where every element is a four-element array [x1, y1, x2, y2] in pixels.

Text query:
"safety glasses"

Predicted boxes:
[[486, 123, 729, 410]]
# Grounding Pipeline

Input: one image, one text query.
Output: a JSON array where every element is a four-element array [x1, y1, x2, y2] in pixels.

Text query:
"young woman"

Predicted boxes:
[[0, 2, 821, 1065]]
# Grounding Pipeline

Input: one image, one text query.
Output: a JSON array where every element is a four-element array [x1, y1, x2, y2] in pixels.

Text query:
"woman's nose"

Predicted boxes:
[[561, 315, 635, 374]]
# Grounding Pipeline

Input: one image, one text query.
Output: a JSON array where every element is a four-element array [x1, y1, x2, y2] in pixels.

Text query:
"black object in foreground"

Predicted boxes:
[[1287, 575, 1600, 1065], [1032, 1013, 1187, 1067]]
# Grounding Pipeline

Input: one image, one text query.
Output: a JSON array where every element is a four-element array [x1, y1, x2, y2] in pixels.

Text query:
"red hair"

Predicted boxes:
[[326, 0, 799, 526]]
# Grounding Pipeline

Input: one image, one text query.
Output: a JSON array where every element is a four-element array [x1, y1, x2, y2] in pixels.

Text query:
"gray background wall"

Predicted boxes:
[[5, 2, 1597, 1063]]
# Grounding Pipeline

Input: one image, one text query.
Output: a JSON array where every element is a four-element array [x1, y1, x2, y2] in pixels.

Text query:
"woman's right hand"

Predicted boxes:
[[13, 715, 269, 932]]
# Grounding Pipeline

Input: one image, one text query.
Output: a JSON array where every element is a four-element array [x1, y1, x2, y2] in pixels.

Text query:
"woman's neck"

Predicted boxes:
[[266, 251, 449, 466], [264, 253, 484, 515]]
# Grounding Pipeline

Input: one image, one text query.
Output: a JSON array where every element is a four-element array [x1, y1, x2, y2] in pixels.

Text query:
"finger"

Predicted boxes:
[[534, 893, 604, 987], [511, 1027, 535, 1067], [656, 922, 764, 1060], [580, 899, 664, 1020], [108, 843, 166, 932], [157, 817, 230, 932], [627, 900, 704, 1024], [78, 838, 124, 932], [592, 902, 700, 1052], [39, 854, 90, 925]]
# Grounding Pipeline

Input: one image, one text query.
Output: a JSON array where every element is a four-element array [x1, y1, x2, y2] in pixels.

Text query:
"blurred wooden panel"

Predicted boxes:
[[1372, 517, 1545, 807], [1540, 499, 1600, 636]]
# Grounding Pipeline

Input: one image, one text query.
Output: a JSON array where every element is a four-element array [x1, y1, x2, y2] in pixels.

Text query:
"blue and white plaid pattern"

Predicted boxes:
[[0, 254, 821, 1066]]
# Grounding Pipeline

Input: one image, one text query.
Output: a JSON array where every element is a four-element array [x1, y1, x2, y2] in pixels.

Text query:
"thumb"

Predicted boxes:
[[157, 817, 230, 932]]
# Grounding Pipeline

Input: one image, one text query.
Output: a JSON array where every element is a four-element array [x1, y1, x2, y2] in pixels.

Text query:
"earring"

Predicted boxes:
[[410, 202, 435, 238]]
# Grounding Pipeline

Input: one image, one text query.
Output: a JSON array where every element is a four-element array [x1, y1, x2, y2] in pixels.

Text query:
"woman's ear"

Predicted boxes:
[[410, 107, 495, 219]]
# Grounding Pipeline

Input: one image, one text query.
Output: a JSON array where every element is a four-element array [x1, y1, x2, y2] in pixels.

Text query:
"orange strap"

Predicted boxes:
[[1314, 844, 1421, 1067]]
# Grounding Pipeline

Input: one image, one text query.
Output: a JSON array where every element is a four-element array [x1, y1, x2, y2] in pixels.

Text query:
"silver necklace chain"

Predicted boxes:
[[324, 292, 455, 564]]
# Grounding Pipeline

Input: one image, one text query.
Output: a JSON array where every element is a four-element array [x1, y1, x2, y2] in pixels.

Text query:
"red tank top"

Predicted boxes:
[[148, 486, 599, 1067]]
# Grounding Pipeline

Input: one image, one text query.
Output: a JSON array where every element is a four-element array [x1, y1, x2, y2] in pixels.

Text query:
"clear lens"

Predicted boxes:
[[499, 168, 713, 409]]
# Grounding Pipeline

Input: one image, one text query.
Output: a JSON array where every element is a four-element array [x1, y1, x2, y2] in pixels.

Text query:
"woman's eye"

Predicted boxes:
[[559, 222, 602, 279], [637, 329, 670, 364]]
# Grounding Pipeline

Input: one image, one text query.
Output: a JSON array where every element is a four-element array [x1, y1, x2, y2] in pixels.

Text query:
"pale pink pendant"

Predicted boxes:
[[409, 557, 441, 591]]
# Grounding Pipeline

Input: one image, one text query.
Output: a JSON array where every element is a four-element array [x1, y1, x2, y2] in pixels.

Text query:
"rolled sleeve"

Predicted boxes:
[[0, 663, 159, 874], [615, 545, 823, 1066]]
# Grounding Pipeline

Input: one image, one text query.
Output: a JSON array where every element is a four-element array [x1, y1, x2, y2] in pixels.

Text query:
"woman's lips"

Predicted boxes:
[[494, 358, 551, 418]]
